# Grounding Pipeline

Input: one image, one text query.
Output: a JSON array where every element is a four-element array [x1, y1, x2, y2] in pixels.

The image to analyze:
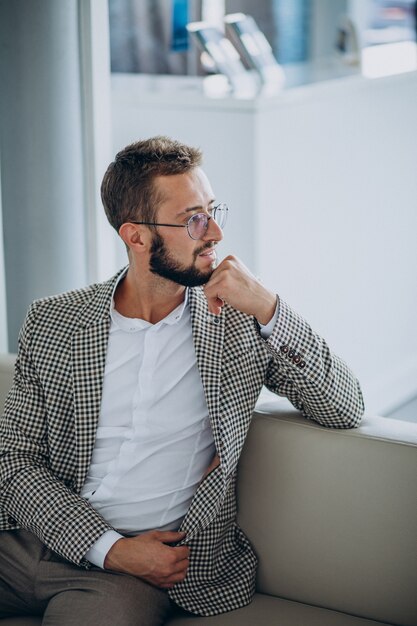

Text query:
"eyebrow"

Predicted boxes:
[[176, 199, 216, 217]]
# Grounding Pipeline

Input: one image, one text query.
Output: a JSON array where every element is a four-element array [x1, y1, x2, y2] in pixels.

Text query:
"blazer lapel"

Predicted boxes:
[[71, 271, 123, 492], [189, 287, 225, 466]]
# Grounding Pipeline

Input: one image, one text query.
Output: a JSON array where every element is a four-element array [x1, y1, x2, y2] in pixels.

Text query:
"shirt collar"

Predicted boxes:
[[109, 268, 190, 332]]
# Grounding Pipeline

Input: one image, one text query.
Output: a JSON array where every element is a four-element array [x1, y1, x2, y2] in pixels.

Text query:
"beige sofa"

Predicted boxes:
[[1, 353, 416, 626]]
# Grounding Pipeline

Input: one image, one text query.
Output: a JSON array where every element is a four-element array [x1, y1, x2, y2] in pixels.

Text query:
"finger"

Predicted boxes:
[[153, 530, 186, 543], [202, 454, 220, 480], [207, 298, 224, 316], [211, 254, 236, 273], [170, 556, 190, 575], [158, 570, 189, 588], [158, 556, 189, 581], [147, 559, 189, 588], [170, 545, 190, 561], [203, 274, 227, 311], [204, 290, 224, 315]]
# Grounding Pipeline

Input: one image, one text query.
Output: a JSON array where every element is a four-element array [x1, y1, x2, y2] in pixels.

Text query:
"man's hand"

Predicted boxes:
[[103, 530, 190, 589], [204, 255, 277, 325], [201, 454, 220, 482]]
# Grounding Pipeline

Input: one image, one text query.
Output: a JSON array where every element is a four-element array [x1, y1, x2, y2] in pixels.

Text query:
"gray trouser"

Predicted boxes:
[[0, 529, 173, 625]]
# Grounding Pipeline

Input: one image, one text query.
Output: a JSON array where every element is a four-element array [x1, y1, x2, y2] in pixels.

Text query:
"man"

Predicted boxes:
[[0, 136, 364, 625]]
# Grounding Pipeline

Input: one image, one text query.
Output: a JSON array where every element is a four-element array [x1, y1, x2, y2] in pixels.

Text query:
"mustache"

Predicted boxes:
[[194, 243, 217, 257]]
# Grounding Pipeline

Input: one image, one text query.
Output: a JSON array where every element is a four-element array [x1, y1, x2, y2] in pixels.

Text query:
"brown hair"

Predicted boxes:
[[101, 136, 202, 233]]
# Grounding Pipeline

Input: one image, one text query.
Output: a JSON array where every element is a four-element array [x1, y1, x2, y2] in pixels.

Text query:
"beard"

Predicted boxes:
[[149, 232, 216, 287]]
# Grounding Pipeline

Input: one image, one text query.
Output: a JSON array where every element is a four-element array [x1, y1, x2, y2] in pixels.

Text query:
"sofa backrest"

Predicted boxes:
[[237, 405, 417, 626], [0, 353, 15, 410]]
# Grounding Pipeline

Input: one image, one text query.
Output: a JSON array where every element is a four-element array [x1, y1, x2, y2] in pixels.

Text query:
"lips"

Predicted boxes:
[[196, 243, 216, 257], [199, 249, 216, 259]]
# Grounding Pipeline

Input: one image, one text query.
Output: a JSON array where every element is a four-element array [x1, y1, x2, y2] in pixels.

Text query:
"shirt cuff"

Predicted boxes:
[[84, 529, 124, 569], [258, 297, 279, 339]]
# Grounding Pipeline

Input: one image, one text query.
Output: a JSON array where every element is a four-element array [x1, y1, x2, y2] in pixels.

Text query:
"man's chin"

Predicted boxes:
[[150, 266, 213, 288], [191, 271, 212, 287], [172, 269, 213, 288]]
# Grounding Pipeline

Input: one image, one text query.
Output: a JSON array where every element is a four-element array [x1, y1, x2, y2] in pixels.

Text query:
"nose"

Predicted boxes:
[[203, 216, 223, 242]]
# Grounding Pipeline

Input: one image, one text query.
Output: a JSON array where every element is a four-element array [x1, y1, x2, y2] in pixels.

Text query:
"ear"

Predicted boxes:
[[118, 223, 152, 253]]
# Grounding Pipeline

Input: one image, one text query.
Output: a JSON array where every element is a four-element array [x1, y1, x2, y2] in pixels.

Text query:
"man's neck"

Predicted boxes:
[[114, 266, 186, 325]]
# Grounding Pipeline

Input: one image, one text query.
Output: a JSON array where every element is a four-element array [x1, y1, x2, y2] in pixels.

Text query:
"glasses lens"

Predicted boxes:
[[213, 203, 228, 229], [188, 213, 208, 240]]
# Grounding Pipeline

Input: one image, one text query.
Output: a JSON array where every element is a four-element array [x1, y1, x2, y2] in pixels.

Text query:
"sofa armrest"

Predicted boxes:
[[237, 397, 417, 626]]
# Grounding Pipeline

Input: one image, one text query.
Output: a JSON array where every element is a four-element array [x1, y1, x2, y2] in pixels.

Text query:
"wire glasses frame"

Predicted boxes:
[[129, 203, 228, 240]]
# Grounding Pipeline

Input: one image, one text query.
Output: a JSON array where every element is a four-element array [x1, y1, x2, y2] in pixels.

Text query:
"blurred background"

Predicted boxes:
[[0, 0, 416, 420]]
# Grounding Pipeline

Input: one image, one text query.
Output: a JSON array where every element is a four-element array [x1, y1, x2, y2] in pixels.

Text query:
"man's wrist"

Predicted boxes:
[[256, 292, 279, 326], [84, 529, 124, 569], [257, 295, 280, 339]]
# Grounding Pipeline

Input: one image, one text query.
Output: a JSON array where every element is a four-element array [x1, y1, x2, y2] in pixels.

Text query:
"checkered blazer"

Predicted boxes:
[[0, 269, 364, 616]]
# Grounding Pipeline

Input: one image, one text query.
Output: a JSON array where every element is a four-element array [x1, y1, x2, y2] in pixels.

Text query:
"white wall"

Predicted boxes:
[[111, 70, 417, 416], [0, 155, 7, 352], [256, 73, 417, 416]]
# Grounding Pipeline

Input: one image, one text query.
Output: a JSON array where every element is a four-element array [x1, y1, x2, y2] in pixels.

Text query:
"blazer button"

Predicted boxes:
[[7, 515, 17, 525], [289, 349, 295, 359], [299, 361, 306, 368], [293, 354, 301, 364], [280, 345, 289, 354]]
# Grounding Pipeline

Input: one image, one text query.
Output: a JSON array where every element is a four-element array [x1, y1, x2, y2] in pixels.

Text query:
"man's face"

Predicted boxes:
[[148, 168, 223, 287]]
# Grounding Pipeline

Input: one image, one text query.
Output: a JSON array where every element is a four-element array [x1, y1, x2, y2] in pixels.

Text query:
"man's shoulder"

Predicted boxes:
[[24, 268, 126, 333], [33, 282, 101, 310]]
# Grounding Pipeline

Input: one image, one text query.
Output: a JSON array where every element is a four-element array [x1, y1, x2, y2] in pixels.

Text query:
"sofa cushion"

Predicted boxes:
[[0, 617, 42, 626], [0, 594, 394, 626], [168, 594, 396, 625]]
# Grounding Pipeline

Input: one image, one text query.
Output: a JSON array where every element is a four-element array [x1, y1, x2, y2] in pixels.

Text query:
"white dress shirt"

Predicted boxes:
[[82, 273, 278, 568]]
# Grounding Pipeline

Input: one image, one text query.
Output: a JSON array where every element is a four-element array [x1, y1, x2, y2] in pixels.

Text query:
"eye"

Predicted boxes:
[[189, 213, 207, 224]]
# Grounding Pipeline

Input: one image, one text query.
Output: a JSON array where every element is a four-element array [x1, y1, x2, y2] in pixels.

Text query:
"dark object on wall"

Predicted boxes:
[[335, 15, 360, 65]]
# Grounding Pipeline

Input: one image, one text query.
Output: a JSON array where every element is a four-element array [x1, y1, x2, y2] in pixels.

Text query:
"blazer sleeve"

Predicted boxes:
[[0, 303, 113, 566], [261, 298, 365, 428]]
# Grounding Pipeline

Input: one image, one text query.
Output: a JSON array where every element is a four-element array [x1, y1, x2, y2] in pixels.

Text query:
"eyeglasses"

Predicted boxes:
[[129, 203, 228, 240]]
